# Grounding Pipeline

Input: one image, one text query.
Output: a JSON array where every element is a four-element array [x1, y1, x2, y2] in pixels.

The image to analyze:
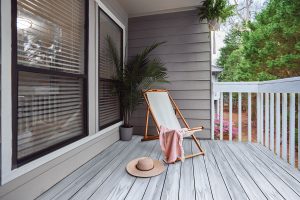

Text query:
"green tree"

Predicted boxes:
[[218, 0, 300, 81]]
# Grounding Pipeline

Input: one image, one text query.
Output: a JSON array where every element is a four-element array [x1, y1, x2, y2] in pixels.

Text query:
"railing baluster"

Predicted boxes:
[[212, 79, 300, 169], [260, 93, 264, 144], [282, 93, 288, 161], [270, 93, 275, 152], [217, 98, 220, 117], [265, 93, 269, 148], [238, 92, 242, 142], [257, 93, 261, 143], [298, 93, 300, 170], [220, 92, 223, 140], [211, 92, 215, 140], [289, 93, 295, 166], [248, 93, 252, 142], [276, 93, 281, 157], [229, 92, 233, 141]]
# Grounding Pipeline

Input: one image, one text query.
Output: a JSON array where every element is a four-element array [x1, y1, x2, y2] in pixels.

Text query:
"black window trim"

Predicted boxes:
[[11, 0, 89, 168], [98, 7, 123, 131]]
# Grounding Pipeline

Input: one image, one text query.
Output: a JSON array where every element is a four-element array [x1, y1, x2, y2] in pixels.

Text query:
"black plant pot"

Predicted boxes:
[[120, 126, 133, 141]]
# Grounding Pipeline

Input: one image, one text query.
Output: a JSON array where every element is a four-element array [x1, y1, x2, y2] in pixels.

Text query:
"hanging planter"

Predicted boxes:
[[197, 0, 236, 54], [197, 0, 236, 31], [208, 19, 220, 31]]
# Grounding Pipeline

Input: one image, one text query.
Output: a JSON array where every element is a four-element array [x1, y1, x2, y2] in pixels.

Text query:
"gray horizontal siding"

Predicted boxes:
[[162, 81, 210, 91], [129, 10, 202, 23], [167, 71, 211, 81], [129, 34, 210, 48], [128, 10, 211, 139], [168, 90, 211, 99], [129, 16, 208, 32], [129, 24, 209, 40], [129, 43, 210, 55], [165, 61, 210, 71]]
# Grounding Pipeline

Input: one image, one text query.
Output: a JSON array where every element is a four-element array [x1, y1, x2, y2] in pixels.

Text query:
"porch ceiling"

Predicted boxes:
[[117, 0, 203, 17]]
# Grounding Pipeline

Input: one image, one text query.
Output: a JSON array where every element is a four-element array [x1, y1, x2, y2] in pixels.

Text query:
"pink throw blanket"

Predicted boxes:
[[159, 125, 186, 163]]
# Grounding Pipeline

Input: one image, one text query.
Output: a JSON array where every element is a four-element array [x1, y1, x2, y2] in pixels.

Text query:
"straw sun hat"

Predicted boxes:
[[126, 157, 165, 177]]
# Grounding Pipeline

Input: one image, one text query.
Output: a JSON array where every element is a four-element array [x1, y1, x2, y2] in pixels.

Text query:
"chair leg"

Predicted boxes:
[[143, 108, 150, 138], [191, 134, 205, 154], [182, 134, 205, 160], [163, 135, 205, 164], [141, 108, 159, 141], [141, 135, 159, 141]]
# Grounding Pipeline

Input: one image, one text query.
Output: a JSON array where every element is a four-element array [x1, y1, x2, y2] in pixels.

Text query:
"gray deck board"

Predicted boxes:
[[124, 142, 162, 200], [192, 139, 213, 200], [251, 143, 300, 182], [160, 150, 182, 200], [70, 137, 144, 200], [85, 140, 156, 200], [208, 141, 249, 200], [217, 141, 267, 200], [246, 143, 300, 196], [142, 150, 168, 200], [201, 141, 231, 200], [179, 140, 195, 200], [37, 139, 135, 200], [38, 137, 300, 200], [227, 142, 284, 200], [102, 142, 158, 200], [236, 142, 300, 199]]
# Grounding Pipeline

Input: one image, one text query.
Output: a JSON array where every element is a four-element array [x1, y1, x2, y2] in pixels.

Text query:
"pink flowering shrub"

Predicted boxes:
[[214, 115, 238, 139]]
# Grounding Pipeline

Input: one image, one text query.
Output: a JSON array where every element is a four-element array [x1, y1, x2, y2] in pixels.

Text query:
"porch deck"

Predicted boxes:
[[38, 136, 300, 200]]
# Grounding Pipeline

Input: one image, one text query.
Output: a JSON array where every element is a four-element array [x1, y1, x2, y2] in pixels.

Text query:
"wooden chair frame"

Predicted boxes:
[[142, 89, 205, 159]]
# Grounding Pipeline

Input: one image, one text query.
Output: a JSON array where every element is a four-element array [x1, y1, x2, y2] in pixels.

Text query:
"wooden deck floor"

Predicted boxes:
[[38, 136, 300, 200]]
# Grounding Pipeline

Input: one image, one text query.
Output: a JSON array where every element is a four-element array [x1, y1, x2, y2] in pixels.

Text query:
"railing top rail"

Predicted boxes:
[[213, 77, 300, 93]]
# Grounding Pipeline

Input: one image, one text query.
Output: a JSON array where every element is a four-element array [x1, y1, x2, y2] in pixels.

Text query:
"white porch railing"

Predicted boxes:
[[212, 77, 300, 169]]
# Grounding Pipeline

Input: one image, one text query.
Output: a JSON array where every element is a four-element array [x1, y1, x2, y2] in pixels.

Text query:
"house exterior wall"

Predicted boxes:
[[128, 10, 212, 138], [0, 0, 128, 199], [0, 127, 120, 200]]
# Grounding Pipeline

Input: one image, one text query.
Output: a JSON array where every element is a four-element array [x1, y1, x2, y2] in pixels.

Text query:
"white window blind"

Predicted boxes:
[[98, 9, 122, 129], [15, 0, 87, 165], [17, 0, 85, 74], [17, 72, 84, 160]]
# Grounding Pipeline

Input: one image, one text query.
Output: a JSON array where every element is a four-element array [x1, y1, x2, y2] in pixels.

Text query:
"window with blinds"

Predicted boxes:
[[14, 0, 87, 166], [98, 9, 122, 129]]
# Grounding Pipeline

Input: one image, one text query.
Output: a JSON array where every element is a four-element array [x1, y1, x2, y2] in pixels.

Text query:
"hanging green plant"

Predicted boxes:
[[197, 0, 236, 31]]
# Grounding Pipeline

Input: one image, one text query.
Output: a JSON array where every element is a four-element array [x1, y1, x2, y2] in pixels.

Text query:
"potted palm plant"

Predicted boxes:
[[197, 0, 236, 31], [106, 37, 168, 141]]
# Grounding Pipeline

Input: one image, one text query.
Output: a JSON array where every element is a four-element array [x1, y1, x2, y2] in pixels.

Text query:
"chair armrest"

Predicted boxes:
[[188, 126, 204, 131]]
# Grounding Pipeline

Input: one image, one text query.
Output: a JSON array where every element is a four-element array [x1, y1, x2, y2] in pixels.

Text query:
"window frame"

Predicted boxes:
[[11, 0, 89, 168], [97, 7, 124, 131]]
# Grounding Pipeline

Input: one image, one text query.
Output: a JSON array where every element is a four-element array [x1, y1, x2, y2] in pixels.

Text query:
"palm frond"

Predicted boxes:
[[105, 36, 168, 126]]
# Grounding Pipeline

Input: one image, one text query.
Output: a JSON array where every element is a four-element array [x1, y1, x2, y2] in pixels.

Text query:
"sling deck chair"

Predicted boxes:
[[142, 89, 205, 160]]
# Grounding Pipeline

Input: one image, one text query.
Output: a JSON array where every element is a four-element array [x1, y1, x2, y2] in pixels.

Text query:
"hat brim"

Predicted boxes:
[[126, 157, 165, 178]]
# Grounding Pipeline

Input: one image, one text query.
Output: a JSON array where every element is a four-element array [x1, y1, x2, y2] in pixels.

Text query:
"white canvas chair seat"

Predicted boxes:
[[142, 89, 205, 160], [146, 92, 195, 137]]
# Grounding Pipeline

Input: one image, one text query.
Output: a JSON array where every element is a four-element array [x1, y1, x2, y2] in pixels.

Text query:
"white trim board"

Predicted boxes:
[[95, 0, 126, 131], [95, 0, 126, 31], [2, 122, 122, 184], [213, 77, 300, 93], [95, 0, 126, 66], [1, 0, 13, 186]]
